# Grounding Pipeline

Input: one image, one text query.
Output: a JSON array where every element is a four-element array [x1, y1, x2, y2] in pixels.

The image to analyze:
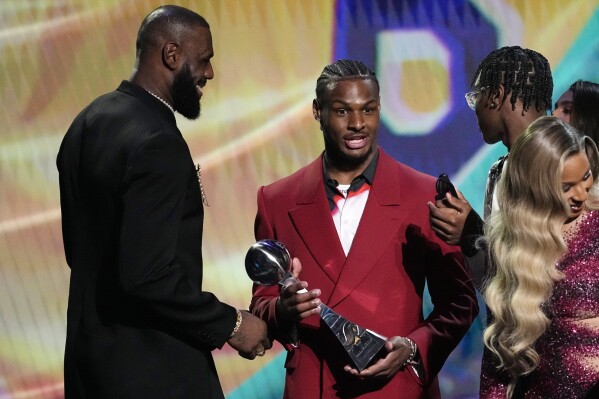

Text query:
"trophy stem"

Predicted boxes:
[[279, 272, 300, 289], [255, 247, 387, 371], [278, 275, 387, 372]]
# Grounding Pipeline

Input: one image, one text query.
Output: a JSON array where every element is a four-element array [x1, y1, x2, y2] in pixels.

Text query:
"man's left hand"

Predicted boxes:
[[428, 190, 472, 245], [343, 336, 413, 379]]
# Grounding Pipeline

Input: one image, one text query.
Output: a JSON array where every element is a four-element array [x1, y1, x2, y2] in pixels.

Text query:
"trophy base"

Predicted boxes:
[[320, 305, 387, 371]]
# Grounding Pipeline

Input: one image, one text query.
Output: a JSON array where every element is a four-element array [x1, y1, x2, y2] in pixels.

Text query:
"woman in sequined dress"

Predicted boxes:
[[480, 116, 599, 398]]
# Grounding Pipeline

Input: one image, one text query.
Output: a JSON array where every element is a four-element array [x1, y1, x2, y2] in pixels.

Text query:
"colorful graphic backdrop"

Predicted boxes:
[[1, 1, 599, 398]]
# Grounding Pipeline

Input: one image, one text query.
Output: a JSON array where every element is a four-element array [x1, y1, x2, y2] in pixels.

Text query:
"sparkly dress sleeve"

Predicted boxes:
[[527, 210, 599, 397], [479, 346, 510, 398], [480, 210, 599, 398]]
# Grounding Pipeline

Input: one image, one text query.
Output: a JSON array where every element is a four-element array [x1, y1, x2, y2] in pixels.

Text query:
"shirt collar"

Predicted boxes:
[[323, 149, 379, 188]]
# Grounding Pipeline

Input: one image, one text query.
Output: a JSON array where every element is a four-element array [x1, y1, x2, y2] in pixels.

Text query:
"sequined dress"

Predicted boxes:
[[480, 210, 599, 398]]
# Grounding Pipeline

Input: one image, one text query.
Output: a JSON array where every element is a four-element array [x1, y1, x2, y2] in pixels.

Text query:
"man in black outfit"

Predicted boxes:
[[57, 5, 270, 398]]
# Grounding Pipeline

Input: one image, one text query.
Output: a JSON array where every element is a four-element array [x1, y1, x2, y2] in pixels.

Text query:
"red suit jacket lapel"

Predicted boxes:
[[288, 157, 345, 303], [329, 150, 409, 307], [289, 150, 410, 308]]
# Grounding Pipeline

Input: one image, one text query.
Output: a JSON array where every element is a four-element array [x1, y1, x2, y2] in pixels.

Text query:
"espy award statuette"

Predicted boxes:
[[245, 239, 387, 371]]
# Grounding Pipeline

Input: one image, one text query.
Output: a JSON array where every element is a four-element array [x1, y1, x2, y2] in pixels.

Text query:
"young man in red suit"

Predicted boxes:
[[250, 59, 478, 398]]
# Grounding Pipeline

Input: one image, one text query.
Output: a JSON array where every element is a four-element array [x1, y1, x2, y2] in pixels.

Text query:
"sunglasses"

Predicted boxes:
[[464, 86, 489, 110]]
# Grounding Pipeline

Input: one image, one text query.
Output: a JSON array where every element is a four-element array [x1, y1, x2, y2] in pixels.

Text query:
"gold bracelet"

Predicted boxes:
[[229, 309, 243, 338]]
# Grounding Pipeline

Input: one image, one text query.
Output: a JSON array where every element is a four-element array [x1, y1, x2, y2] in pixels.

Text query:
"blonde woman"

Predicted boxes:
[[481, 116, 599, 398]]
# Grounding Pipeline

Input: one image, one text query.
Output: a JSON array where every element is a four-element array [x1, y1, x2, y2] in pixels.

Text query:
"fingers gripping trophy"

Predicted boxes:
[[245, 239, 387, 371]]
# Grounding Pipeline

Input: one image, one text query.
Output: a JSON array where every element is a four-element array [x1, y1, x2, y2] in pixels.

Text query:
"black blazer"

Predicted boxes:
[[57, 81, 236, 399]]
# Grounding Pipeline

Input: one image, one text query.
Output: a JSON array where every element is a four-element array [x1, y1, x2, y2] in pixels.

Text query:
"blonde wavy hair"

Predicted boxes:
[[483, 116, 599, 397]]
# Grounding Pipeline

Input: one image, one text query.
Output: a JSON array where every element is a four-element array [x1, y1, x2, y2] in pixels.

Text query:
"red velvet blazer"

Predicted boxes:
[[250, 149, 478, 399]]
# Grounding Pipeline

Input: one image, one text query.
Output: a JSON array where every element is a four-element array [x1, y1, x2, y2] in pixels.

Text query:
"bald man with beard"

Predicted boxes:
[[57, 6, 270, 398]]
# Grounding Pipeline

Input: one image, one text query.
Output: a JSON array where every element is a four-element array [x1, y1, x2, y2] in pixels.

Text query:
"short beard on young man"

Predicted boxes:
[[323, 131, 374, 171]]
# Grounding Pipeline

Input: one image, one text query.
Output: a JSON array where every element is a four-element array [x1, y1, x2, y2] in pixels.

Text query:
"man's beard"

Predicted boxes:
[[172, 63, 201, 120], [323, 130, 373, 171]]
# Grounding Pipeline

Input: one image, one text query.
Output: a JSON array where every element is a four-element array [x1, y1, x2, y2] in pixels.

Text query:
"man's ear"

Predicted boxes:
[[162, 42, 179, 71], [489, 84, 504, 108], [312, 99, 321, 121]]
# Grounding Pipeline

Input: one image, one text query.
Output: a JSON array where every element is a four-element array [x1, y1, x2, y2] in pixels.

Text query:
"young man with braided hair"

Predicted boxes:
[[428, 46, 553, 287], [250, 59, 478, 398], [428, 46, 553, 397]]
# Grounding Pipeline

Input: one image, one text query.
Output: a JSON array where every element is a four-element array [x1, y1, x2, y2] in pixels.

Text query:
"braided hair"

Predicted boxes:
[[315, 59, 379, 106], [472, 46, 553, 113]]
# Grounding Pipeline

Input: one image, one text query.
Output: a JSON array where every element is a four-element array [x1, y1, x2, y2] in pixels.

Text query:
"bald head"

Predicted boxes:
[[130, 5, 214, 120], [135, 5, 209, 63]]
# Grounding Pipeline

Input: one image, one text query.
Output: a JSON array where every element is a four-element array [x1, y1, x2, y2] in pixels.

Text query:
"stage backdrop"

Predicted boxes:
[[1, 1, 599, 398]]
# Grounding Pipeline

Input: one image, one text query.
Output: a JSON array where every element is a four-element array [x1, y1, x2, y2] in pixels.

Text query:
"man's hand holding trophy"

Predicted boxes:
[[245, 239, 388, 371]]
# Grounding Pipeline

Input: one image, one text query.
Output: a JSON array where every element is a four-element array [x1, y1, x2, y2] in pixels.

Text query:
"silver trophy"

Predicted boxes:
[[245, 239, 387, 371]]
